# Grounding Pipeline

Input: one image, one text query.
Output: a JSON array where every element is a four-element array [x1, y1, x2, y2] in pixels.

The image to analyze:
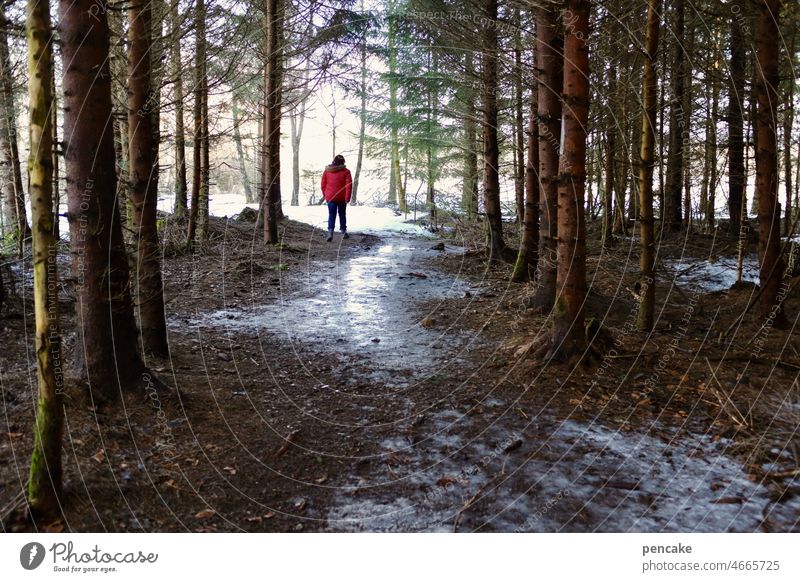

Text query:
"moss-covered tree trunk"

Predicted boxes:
[[26, 0, 64, 519], [637, 0, 661, 332]]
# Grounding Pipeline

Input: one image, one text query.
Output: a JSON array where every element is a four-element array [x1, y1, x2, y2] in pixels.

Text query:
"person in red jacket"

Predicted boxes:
[[321, 154, 352, 241]]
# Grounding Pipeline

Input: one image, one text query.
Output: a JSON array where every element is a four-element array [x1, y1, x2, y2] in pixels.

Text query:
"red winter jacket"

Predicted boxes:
[[321, 165, 352, 203]]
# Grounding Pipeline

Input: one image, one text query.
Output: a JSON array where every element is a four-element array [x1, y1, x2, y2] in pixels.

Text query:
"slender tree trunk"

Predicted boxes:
[[548, 0, 590, 360], [26, 0, 63, 520], [481, 0, 508, 262], [352, 15, 367, 206], [0, 7, 30, 253], [603, 126, 615, 247], [513, 8, 525, 224], [60, 0, 146, 399], [663, 0, 685, 231], [637, 0, 661, 332], [462, 53, 478, 219], [512, 55, 540, 282], [262, 0, 282, 243], [783, 30, 796, 236], [706, 54, 719, 230], [232, 92, 254, 203], [289, 106, 304, 206], [128, 0, 168, 356], [171, 0, 188, 218], [532, 5, 563, 309], [387, 0, 399, 205], [187, 0, 206, 247], [51, 60, 59, 240], [728, 5, 746, 235], [755, 0, 787, 324]]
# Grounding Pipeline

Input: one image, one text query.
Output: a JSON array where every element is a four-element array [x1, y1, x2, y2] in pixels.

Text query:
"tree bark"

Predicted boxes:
[[387, 0, 399, 206], [637, 0, 661, 332], [532, 4, 563, 308], [462, 52, 478, 219], [187, 0, 207, 247], [352, 17, 367, 206], [26, 0, 64, 520], [262, 0, 282, 243], [783, 30, 796, 236], [663, 0, 685, 231], [511, 53, 539, 282], [728, 3, 746, 235], [171, 0, 188, 218], [513, 8, 525, 225], [481, 0, 509, 262], [128, 0, 168, 356], [755, 0, 787, 325], [0, 6, 30, 253], [60, 0, 146, 400], [548, 0, 590, 360], [232, 92, 254, 203]]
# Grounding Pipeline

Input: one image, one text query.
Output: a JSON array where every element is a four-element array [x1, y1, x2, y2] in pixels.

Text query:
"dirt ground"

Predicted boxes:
[[1, 213, 798, 532]]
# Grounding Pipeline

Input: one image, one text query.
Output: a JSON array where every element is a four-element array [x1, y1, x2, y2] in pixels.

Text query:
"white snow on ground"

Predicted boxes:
[[173, 191, 434, 237], [665, 254, 760, 293]]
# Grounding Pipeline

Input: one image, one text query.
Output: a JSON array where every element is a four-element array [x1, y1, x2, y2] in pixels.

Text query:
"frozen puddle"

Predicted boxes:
[[185, 237, 472, 379], [325, 411, 796, 532], [666, 255, 759, 293]]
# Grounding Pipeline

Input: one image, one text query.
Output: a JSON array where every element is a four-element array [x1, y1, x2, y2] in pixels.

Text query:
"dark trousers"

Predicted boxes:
[[327, 201, 347, 232]]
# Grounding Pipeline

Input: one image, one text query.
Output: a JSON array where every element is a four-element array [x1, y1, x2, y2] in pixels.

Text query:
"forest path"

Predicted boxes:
[[180, 230, 796, 532]]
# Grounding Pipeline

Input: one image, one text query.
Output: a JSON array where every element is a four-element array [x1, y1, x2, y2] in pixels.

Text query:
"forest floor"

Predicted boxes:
[[1, 211, 798, 532]]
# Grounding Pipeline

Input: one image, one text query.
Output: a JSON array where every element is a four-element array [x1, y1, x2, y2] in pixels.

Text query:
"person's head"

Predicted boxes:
[[332, 154, 345, 166]]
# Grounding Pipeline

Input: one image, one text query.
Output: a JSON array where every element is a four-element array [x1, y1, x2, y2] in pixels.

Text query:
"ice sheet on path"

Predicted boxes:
[[665, 255, 760, 293], [325, 413, 788, 532]]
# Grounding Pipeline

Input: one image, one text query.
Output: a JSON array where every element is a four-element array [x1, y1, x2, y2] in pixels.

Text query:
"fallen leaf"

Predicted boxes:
[[6, 432, 23, 438], [195, 508, 216, 519], [92, 449, 105, 464], [314, 475, 328, 484], [263, 511, 275, 519], [293, 498, 307, 511], [245, 516, 262, 523], [436, 476, 457, 487], [223, 466, 237, 475]]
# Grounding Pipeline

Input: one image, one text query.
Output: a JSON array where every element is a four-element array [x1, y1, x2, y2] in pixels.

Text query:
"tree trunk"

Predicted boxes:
[[60, 0, 146, 400], [511, 54, 539, 282], [663, 0, 685, 231], [755, 0, 787, 325], [352, 17, 366, 206], [548, 0, 590, 360], [462, 53, 478, 219], [26, 0, 64, 520], [637, 0, 661, 332], [232, 92, 254, 203], [532, 4, 563, 309], [51, 60, 59, 240], [262, 0, 282, 244], [706, 51, 719, 231], [603, 126, 615, 247], [0, 6, 30, 253], [481, 0, 508, 262], [387, 0, 399, 206], [783, 30, 796, 236], [728, 4, 746, 235], [171, 0, 188, 219], [513, 8, 525, 224], [187, 0, 207, 247], [128, 0, 168, 356]]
